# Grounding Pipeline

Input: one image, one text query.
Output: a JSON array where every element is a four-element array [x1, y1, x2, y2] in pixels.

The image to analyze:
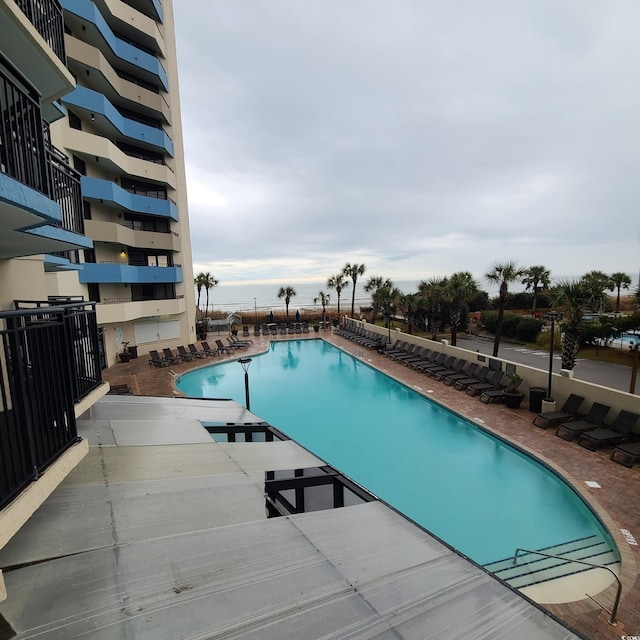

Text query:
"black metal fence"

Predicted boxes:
[[1, 54, 84, 239], [14, 0, 66, 64], [43, 125, 84, 236], [0, 54, 48, 194], [0, 302, 102, 510]]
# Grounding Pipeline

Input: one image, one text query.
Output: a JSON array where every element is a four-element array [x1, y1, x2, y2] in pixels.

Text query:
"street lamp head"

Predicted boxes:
[[238, 357, 252, 373], [546, 310, 563, 321]]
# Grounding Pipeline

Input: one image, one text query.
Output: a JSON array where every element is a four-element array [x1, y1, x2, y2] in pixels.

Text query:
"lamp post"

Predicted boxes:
[[238, 357, 252, 410], [254, 298, 257, 325], [545, 311, 563, 401], [630, 341, 639, 395]]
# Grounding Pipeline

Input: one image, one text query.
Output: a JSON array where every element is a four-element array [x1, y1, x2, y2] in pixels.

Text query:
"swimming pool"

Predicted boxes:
[[178, 339, 617, 567]]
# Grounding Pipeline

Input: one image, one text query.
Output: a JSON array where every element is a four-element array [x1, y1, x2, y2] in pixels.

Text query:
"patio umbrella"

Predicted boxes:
[[295, 310, 300, 322], [269, 311, 274, 323]]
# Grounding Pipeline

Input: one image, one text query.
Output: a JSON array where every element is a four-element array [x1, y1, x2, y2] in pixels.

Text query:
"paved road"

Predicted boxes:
[[455, 334, 635, 394]]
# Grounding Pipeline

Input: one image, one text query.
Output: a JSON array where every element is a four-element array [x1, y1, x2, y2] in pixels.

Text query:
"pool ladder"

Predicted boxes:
[[352, 349, 364, 358]]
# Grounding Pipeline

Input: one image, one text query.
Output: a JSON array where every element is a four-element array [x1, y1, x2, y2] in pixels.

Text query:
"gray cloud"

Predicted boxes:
[[175, 0, 640, 287]]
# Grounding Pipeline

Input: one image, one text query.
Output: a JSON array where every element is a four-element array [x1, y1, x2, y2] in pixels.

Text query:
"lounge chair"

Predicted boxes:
[[232, 334, 253, 346], [162, 348, 181, 364], [149, 350, 169, 367], [610, 441, 640, 468], [555, 402, 610, 441], [578, 410, 639, 451], [414, 351, 446, 374], [442, 362, 478, 386], [400, 347, 431, 367], [390, 344, 418, 362], [215, 339, 235, 354], [423, 355, 457, 378], [432, 359, 467, 382], [188, 343, 208, 359], [466, 369, 505, 397], [380, 340, 405, 357], [226, 337, 248, 349], [200, 341, 219, 356], [177, 345, 196, 362], [242, 325, 250, 337], [532, 394, 586, 429], [453, 366, 490, 391]]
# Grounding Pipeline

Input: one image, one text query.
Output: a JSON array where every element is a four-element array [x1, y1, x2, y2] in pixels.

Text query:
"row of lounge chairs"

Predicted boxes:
[[378, 340, 514, 398], [252, 323, 311, 337], [376, 340, 640, 466], [335, 323, 386, 349], [148, 337, 254, 367], [532, 393, 640, 466]]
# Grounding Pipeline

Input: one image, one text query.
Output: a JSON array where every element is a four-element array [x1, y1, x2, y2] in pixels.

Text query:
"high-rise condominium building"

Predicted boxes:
[[1, 0, 195, 366], [53, 0, 196, 366]]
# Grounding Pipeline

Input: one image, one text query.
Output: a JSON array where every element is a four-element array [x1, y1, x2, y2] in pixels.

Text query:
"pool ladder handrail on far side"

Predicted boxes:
[[352, 349, 364, 358], [512, 547, 621, 625]]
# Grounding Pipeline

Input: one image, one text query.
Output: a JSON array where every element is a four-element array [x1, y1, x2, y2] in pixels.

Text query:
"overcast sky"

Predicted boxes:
[[174, 1, 640, 291]]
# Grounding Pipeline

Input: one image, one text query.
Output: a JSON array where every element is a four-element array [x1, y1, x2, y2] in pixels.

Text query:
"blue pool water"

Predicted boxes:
[[178, 339, 616, 565]]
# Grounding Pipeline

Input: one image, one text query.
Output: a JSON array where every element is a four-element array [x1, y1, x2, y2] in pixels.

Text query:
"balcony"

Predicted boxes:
[[81, 176, 177, 219], [63, 85, 174, 155], [14, 0, 66, 64], [0, 302, 104, 512], [61, 0, 169, 91], [0, 59, 92, 258], [96, 295, 185, 324], [1, 0, 73, 103], [79, 261, 182, 284]]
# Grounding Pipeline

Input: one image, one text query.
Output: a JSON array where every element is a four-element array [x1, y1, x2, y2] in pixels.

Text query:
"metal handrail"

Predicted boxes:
[[512, 548, 622, 625]]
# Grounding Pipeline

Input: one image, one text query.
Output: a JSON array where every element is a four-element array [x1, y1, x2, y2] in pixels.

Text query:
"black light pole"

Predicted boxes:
[[239, 357, 252, 410], [545, 311, 562, 401], [253, 298, 257, 325], [629, 341, 639, 395]]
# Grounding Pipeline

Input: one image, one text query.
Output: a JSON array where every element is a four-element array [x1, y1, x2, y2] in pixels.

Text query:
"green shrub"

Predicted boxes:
[[516, 318, 543, 342], [480, 311, 498, 332], [501, 314, 522, 338]]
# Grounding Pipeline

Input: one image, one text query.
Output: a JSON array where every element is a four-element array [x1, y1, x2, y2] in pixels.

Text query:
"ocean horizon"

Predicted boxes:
[[204, 279, 420, 315], [201, 272, 603, 317]]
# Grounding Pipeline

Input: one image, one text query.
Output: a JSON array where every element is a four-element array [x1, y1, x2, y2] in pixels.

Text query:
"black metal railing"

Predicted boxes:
[[0, 302, 102, 510], [0, 54, 48, 194], [1, 57, 84, 238], [14, 0, 66, 64], [43, 126, 84, 236]]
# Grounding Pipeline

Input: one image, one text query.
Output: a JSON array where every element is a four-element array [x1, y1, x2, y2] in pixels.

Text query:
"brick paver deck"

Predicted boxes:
[[102, 332, 640, 639]]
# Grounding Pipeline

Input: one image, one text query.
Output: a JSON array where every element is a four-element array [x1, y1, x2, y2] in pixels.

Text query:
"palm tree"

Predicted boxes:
[[313, 291, 330, 326], [342, 263, 366, 318], [522, 265, 551, 316], [201, 272, 219, 318], [364, 276, 391, 324], [609, 272, 632, 313], [397, 293, 422, 335], [548, 279, 603, 370], [580, 270, 612, 314], [277, 286, 297, 323], [441, 271, 479, 346], [485, 260, 526, 356], [418, 277, 447, 339], [327, 273, 348, 315], [194, 272, 206, 317], [370, 280, 401, 342]]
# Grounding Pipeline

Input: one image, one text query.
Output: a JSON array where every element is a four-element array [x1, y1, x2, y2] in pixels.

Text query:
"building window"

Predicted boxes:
[[68, 110, 82, 130]]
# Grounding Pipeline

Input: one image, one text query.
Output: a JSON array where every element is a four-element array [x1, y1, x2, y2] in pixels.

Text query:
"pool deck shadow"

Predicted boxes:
[[103, 332, 640, 639]]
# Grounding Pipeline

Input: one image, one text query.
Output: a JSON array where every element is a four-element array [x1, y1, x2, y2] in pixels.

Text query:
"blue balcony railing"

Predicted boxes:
[[0, 302, 102, 510]]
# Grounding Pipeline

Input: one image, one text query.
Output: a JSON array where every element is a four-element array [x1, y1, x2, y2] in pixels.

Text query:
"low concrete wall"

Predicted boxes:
[[350, 320, 640, 431]]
